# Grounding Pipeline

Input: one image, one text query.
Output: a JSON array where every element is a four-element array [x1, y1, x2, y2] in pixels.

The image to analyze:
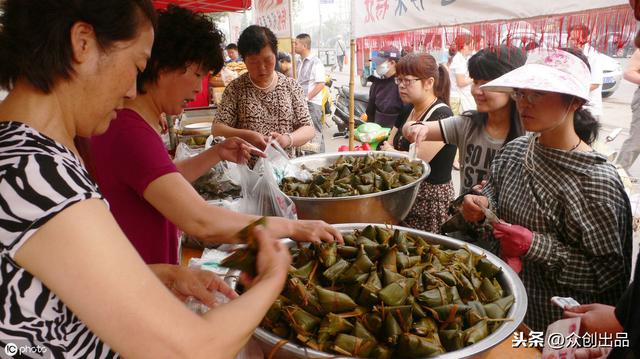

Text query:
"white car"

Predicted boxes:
[[598, 52, 623, 98]]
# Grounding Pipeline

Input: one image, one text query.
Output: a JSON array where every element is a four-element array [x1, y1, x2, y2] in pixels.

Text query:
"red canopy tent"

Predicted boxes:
[[153, 0, 251, 13]]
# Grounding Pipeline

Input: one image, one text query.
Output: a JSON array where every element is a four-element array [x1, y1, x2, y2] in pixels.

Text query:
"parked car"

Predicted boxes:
[[599, 52, 623, 98]]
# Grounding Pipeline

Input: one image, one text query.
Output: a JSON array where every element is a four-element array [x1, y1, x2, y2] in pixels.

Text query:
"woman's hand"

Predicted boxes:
[[564, 304, 623, 335], [461, 194, 489, 222], [159, 115, 169, 134], [215, 137, 266, 164], [249, 226, 292, 286], [267, 218, 343, 244], [270, 132, 293, 149], [153, 265, 238, 308], [471, 180, 488, 194], [404, 122, 429, 143], [380, 141, 397, 151], [291, 220, 344, 244], [244, 130, 269, 150]]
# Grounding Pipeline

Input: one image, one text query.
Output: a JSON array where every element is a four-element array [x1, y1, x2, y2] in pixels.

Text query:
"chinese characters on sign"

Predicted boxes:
[[364, 0, 453, 24], [512, 331, 630, 349], [253, 0, 291, 38]]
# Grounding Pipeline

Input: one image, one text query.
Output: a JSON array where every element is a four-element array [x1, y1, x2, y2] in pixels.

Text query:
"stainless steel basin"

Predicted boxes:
[[285, 151, 430, 224]]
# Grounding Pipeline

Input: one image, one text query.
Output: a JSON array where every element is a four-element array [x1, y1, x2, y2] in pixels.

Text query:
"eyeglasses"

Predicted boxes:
[[510, 90, 546, 104], [395, 77, 423, 86]]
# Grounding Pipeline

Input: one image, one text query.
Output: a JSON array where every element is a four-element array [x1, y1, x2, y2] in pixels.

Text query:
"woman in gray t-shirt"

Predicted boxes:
[[403, 46, 527, 195]]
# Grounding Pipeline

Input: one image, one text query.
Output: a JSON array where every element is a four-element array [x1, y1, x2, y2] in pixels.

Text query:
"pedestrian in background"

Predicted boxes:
[[294, 33, 326, 153], [449, 34, 476, 115], [335, 35, 346, 72], [365, 46, 404, 129], [616, 49, 640, 170], [225, 43, 242, 63]]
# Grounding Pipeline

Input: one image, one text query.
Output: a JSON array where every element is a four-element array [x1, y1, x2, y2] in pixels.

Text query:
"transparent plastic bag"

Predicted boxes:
[[175, 142, 202, 161], [220, 66, 238, 86], [238, 140, 298, 219], [260, 140, 312, 182]]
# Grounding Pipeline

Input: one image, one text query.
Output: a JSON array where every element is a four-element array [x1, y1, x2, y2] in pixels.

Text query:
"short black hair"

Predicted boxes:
[[0, 0, 157, 94], [225, 43, 238, 51], [138, 5, 224, 93], [468, 45, 527, 81], [296, 33, 312, 49], [237, 25, 278, 59]]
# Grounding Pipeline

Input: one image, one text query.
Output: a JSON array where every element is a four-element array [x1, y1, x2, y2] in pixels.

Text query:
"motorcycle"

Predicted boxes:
[[331, 85, 369, 138]]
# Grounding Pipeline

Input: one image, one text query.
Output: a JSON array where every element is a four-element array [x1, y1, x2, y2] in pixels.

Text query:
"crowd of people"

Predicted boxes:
[[1, 0, 640, 358]]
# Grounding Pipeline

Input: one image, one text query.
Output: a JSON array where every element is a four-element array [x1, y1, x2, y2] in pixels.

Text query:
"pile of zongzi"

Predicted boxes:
[[280, 155, 424, 198], [259, 226, 515, 358]]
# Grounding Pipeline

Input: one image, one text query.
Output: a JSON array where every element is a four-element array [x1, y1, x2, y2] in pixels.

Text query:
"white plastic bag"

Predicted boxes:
[[260, 140, 312, 182], [220, 66, 238, 86], [175, 142, 202, 161], [238, 141, 298, 219]]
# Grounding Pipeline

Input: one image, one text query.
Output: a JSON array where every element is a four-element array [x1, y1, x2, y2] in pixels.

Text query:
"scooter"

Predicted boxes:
[[332, 85, 369, 138]]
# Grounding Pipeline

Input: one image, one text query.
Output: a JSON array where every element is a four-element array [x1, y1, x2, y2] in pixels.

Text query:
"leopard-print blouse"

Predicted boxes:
[[214, 72, 312, 135]]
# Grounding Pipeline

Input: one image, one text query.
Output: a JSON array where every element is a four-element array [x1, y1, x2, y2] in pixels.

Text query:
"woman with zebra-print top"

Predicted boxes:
[[0, 1, 294, 358]]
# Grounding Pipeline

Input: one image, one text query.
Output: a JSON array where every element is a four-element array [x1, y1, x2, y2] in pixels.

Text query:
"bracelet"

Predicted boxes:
[[284, 133, 294, 148], [410, 122, 426, 127]]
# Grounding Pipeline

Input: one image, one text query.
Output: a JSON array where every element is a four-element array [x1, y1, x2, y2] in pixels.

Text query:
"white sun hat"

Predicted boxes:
[[480, 48, 591, 102]]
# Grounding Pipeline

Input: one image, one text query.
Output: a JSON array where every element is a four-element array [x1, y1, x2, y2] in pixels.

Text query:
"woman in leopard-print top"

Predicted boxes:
[[213, 25, 315, 152]]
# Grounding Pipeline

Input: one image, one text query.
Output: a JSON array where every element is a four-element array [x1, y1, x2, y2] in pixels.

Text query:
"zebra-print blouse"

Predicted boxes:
[[0, 121, 117, 358]]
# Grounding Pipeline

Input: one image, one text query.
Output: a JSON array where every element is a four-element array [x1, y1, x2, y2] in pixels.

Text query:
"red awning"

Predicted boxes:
[[153, 0, 251, 13]]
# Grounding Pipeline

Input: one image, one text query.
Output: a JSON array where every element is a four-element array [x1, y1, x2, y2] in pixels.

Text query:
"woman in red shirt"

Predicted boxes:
[[89, 6, 340, 264]]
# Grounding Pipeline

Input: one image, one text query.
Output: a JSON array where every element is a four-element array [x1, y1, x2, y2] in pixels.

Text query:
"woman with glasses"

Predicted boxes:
[[460, 49, 632, 332], [380, 53, 455, 233], [403, 46, 526, 196]]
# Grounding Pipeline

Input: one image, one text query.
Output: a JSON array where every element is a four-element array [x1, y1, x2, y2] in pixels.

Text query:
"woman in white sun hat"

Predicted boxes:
[[460, 48, 633, 332]]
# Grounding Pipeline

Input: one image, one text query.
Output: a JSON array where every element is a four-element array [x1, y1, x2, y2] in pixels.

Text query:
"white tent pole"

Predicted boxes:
[[289, 0, 297, 79], [348, 0, 356, 150]]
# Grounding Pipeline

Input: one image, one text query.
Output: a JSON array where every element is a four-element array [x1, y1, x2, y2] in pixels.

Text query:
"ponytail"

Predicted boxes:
[[563, 95, 599, 145], [574, 107, 600, 145], [435, 64, 451, 107]]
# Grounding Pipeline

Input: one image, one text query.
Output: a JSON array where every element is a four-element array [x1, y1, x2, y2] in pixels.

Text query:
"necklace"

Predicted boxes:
[[411, 97, 438, 122], [569, 137, 582, 151], [249, 72, 277, 90]]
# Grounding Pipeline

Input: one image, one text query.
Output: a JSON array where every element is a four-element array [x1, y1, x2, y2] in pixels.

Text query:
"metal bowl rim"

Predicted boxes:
[[284, 151, 431, 202], [253, 224, 528, 359]]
